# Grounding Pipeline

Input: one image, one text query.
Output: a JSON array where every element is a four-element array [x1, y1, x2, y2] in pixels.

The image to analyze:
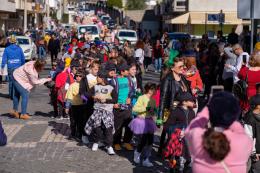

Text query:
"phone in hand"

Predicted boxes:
[[243, 55, 247, 64]]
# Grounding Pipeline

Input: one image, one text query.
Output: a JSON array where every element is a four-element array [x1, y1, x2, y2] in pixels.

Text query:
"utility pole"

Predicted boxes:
[[24, 0, 28, 32], [250, 0, 255, 53]]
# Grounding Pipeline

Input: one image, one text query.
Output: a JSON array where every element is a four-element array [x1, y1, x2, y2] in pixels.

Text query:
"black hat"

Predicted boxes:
[[250, 94, 260, 107], [208, 91, 241, 128], [177, 92, 195, 102], [117, 63, 129, 72], [105, 63, 117, 72]]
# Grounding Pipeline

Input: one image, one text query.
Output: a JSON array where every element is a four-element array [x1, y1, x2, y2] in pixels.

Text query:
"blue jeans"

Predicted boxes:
[[7, 69, 15, 99], [13, 78, 29, 114], [38, 46, 46, 60], [154, 58, 162, 71]]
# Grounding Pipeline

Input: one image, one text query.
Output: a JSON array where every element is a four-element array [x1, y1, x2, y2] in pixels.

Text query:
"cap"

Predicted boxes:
[[117, 63, 129, 72]]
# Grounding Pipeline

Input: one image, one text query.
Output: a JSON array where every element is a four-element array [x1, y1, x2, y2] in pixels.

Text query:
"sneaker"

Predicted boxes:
[[154, 70, 158, 73], [92, 143, 99, 151], [143, 158, 154, 167], [114, 144, 122, 151], [123, 143, 134, 151], [81, 135, 89, 144], [10, 110, 19, 119], [134, 150, 141, 164], [20, 114, 30, 120], [107, 146, 115, 155], [56, 117, 63, 120]]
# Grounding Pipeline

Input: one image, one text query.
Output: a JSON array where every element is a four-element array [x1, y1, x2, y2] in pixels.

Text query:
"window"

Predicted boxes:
[[79, 26, 98, 35], [119, 32, 136, 37], [176, 1, 186, 6], [17, 38, 30, 45]]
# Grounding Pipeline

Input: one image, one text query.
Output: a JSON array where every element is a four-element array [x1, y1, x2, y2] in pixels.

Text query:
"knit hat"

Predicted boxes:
[[65, 57, 72, 68], [208, 91, 241, 128]]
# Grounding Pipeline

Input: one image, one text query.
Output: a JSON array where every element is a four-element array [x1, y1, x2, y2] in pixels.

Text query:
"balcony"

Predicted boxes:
[[173, 0, 187, 12]]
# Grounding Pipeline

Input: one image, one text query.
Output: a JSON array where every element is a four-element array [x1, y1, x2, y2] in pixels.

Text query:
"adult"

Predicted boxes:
[[153, 39, 164, 73], [144, 39, 152, 72], [185, 92, 252, 173], [158, 57, 191, 153], [134, 40, 145, 74], [225, 44, 249, 83], [11, 60, 51, 119], [238, 53, 260, 110], [48, 34, 60, 65], [1, 35, 25, 99], [227, 27, 239, 45]]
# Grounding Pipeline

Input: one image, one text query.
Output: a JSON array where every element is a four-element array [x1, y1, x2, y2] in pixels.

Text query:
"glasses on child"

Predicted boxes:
[[75, 75, 82, 78]]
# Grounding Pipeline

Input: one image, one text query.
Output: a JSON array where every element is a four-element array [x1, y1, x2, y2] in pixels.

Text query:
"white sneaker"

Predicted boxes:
[[92, 143, 99, 151], [107, 146, 115, 155], [81, 135, 89, 144], [143, 158, 154, 167], [154, 70, 158, 73], [134, 150, 141, 164]]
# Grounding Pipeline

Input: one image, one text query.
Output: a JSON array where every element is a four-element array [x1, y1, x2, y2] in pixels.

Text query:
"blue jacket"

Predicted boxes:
[[1, 44, 25, 70], [0, 121, 7, 146]]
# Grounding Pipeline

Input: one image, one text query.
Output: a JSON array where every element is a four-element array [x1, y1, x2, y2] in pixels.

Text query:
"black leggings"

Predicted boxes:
[[136, 134, 154, 153]]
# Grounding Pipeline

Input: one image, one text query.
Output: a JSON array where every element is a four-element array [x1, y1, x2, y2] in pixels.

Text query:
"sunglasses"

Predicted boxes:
[[75, 75, 83, 77]]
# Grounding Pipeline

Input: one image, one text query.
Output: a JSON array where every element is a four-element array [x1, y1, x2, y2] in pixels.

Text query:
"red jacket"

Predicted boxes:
[[55, 71, 74, 102]]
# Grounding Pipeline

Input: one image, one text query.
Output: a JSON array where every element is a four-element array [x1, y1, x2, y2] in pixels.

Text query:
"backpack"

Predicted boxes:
[[233, 70, 248, 101], [57, 72, 72, 103]]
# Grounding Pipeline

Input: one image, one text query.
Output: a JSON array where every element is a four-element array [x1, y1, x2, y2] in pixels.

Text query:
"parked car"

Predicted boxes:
[[9, 36, 37, 61], [77, 24, 101, 41], [107, 20, 116, 29], [167, 32, 191, 41], [116, 29, 138, 45], [101, 15, 111, 25]]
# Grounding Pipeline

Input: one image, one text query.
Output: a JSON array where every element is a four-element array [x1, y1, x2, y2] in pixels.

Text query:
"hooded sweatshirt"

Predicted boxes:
[[185, 107, 253, 173], [1, 44, 25, 70]]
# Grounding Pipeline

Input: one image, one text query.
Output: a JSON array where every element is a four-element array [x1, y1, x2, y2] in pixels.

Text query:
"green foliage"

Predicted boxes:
[[126, 0, 146, 10], [107, 0, 123, 8]]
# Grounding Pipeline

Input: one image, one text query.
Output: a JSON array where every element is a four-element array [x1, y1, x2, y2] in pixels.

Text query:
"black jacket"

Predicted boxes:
[[159, 73, 191, 119], [243, 111, 260, 153], [48, 38, 60, 53]]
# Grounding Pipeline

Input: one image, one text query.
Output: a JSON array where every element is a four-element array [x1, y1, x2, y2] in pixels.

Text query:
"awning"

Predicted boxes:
[[166, 12, 247, 25], [189, 12, 244, 25], [165, 13, 189, 24]]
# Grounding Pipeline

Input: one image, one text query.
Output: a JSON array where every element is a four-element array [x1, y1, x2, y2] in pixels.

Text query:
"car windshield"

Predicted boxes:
[[119, 31, 136, 37], [79, 26, 98, 35], [17, 38, 30, 45]]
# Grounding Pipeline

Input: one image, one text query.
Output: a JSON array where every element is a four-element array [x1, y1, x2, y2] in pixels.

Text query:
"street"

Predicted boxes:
[[0, 61, 166, 173]]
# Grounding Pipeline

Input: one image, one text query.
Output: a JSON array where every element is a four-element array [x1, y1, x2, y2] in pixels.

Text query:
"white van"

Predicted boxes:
[[116, 29, 138, 45], [77, 24, 100, 41]]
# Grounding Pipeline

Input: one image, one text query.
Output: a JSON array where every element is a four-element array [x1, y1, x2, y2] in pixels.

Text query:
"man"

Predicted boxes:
[[225, 44, 249, 83], [227, 28, 239, 45], [48, 34, 60, 65], [1, 35, 25, 99]]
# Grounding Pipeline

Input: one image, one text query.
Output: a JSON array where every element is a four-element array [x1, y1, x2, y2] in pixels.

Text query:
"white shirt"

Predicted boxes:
[[135, 48, 144, 65], [230, 52, 249, 83]]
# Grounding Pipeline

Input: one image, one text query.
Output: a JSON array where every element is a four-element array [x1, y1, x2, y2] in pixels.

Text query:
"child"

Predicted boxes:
[[129, 83, 158, 167], [84, 70, 117, 155], [79, 60, 100, 144], [65, 70, 84, 140], [164, 92, 196, 172], [111, 63, 134, 151]]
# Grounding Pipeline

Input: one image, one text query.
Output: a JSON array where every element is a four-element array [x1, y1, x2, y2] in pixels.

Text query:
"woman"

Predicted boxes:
[[144, 39, 152, 72], [185, 92, 253, 173], [153, 39, 164, 73], [158, 57, 191, 153], [10, 60, 51, 119], [239, 54, 260, 111], [134, 40, 145, 73]]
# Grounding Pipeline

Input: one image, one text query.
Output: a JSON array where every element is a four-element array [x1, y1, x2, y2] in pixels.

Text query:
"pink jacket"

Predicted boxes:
[[13, 61, 49, 91], [185, 107, 253, 173]]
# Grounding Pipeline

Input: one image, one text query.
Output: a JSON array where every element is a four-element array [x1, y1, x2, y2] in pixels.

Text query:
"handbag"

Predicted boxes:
[[233, 70, 248, 101]]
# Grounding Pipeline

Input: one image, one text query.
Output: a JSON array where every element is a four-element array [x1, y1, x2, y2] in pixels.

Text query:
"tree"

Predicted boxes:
[[126, 0, 146, 10], [107, 0, 123, 8]]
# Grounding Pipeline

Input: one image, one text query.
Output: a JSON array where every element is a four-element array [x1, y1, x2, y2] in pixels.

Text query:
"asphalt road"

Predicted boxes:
[[0, 60, 167, 173]]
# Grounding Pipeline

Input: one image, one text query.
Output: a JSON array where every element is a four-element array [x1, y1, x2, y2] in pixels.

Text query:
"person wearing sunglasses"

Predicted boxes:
[[158, 57, 192, 154]]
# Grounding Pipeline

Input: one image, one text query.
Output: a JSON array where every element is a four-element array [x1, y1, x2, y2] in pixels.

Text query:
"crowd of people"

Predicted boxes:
[[0, 19, 260, 173]]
